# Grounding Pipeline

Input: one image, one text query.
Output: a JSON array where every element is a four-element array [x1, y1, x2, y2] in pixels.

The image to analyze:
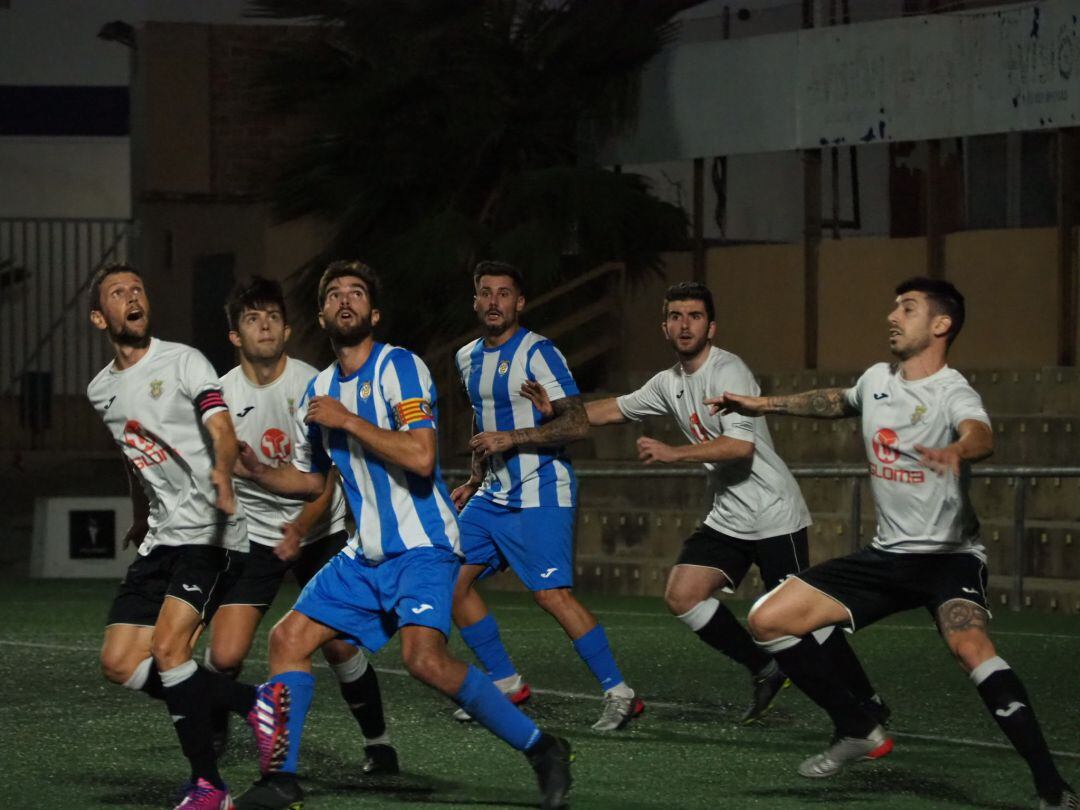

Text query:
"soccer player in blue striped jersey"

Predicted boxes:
[[450, 261, 644, 732], [232, 261, 572, 810]]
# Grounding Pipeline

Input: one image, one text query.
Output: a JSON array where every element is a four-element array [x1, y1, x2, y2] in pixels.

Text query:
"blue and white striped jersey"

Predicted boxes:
[[292, 342, 460, 565], [455, 327, 579, 509]]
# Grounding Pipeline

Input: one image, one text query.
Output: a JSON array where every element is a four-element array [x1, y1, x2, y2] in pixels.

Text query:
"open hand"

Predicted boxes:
[[520, 380, 554, 419]]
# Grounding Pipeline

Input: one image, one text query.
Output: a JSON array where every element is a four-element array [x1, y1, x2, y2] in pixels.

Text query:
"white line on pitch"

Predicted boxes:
[[2, 637, 1078, 761]]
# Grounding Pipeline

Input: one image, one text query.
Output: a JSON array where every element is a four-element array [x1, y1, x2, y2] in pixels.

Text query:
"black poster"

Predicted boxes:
[[69, 510, 116, 559]]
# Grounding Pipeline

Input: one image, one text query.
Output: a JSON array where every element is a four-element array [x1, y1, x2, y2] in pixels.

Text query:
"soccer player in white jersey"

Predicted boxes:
[[525, 280, 886, 725], [207, 276, 396, 775], [89, 264, 289, 810], [709, 278, 1076, 808], [450, 261, 643, 732], [232, 261, 572, 810]]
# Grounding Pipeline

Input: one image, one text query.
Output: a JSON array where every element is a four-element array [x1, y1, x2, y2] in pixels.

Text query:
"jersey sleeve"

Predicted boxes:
[[843, 367, 872, 413], [616, 371, 670, 421], [382, 349, 437, 432], [178, 348, 229, 423], [526, 340, 580, 400], [945, 381, 991, 430], [714, 359, 758, 443], [291, 382, 331, 475]]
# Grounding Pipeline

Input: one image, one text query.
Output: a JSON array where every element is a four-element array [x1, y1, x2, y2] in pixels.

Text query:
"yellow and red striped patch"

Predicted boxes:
[[395, 398, 433, 428]]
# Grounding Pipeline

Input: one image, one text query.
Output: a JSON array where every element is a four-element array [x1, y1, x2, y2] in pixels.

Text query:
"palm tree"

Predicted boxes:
[[246, 0, 696, 350]]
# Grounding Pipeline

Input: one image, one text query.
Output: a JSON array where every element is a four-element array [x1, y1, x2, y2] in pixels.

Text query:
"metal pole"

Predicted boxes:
[[1011, 477, 1028, 612]]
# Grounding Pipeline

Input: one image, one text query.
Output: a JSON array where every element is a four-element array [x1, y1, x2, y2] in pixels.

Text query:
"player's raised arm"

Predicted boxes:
[[705, 388, 856, 419], [203, 409, 239, 515], [520, 380, 627, 427]]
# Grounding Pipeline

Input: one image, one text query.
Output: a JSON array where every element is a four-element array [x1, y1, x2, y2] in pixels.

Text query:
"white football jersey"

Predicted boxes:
[[617, 347, 811, 539], [845, 362, 990, 558], [220, 357, 346, 548], [87, 338, 247, 555]]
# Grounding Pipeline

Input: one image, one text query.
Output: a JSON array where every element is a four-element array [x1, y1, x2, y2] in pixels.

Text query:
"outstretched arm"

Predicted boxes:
[[636, 435, 754, 465], [520, 380, 626, 427], [470, 395, 589, 459], [704, 388, 856, 419], [916, 419, 994, 475]]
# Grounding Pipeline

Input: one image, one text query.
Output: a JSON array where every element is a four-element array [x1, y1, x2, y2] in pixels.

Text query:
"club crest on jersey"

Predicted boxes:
[[497, 360, 510, 376], [911, 405, 927, 425], [149, 380, 164, 399], [287, 397, 296, 416], [359, 381, 372, 401]]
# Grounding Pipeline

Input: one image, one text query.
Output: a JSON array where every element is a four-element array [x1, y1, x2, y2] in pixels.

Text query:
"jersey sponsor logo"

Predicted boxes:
[[359, 381, 372, 401], [873, 392, 888, 400], [911, 405, 928, 425], [872, 428, 900, 464], [497, 360, 510, 376], [411, 603, 434, 614], [688, 412, 710, 443], [104, 395, 116, 410], [995, 701, 1026, 718], [540, 567, 558, 579], [236, 405, 255, 418], [181, 583, 203, 594], [149, 380, 164, 399], [394, 398, 433, 428], [123, 419, 168, 469], [260, 428, 291, 463], [868, 462, 925, 484]]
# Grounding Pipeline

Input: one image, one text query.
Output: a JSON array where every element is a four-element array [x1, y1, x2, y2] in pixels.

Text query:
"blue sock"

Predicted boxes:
[[269, 670, 315, 774], [573, 625, 625, 692], [459, 614, 517, 682], [454, 665, 541, 751]]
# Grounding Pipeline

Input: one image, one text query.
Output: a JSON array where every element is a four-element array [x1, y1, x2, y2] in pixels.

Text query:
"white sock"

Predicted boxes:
[[122, 657, 154, 691], [159, 659, 197, 688], [329, 650, 370, 684], [677, 598, 721, 632]]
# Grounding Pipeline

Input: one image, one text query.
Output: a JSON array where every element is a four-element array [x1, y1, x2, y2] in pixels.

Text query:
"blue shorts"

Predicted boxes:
[[292, 545, 460, 653], [459, 497, 575, 591]]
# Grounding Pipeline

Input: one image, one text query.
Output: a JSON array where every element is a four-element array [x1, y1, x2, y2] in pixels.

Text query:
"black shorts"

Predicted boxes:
[[795, 546, 991, 631], [106, 544, 240, 627], [219, 531, 348, 612], [675, 524, 810, 592]]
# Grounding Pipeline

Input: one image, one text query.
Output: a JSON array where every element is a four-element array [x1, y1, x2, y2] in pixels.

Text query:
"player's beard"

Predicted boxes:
[[673, 333, 710, 360], [110, 316, 151, 349], [325, 312, 372, 347], [889, 330, 931, 361]]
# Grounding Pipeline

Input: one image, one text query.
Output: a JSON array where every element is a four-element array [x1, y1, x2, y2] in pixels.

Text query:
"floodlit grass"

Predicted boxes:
[[2, 578, 1078, 809]]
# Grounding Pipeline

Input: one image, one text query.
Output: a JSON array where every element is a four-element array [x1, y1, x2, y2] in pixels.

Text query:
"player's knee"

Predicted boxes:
[[149, 637, 189, 671], [747, 594, 784, 641], [946, 633, 996, 673], [100, 650, 134, 685], [664, 585, 698, 616], [207, 644, 244, 673], [532, 587, 572, 613], [268, 619, 304, 659], [401, 646, 443, 685]]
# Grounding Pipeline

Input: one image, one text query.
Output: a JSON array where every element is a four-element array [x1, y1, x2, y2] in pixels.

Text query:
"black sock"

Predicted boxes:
[[692, 601, 773, 675], [161, 663, 223, 789], [201, 664, 257, 717], [770, 637, 876, 738], [205, 662, 242, 733], [817, 629, 877, 703], [339, 664, 387, 740], [973, 658, 1066, 803], [142, 660, 165, 701]]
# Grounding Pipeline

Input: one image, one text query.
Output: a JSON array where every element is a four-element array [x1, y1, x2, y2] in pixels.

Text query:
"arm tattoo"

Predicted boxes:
[[469, 416, 486, 483], [764, 388, 854, 419], [511, 395, 589, 447], [936, 599, 989, 636]]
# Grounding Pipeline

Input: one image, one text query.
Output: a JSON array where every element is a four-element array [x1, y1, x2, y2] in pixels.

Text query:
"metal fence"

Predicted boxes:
[[444, 464, 1080, 611], [0, 218, 131, 452]]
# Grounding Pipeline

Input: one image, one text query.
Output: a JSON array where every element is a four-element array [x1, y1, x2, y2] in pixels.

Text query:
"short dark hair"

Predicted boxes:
[[473, 260, 524, 295], [318, 260, 381, 309], [89, 263, 141, 313], [663, 281, 715, 323], [895, 276, 966, 346], [225, 276, 288, 330]]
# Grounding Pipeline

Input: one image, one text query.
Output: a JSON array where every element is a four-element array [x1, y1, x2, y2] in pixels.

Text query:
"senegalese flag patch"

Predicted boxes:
[[395, 397, 433, 428]]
